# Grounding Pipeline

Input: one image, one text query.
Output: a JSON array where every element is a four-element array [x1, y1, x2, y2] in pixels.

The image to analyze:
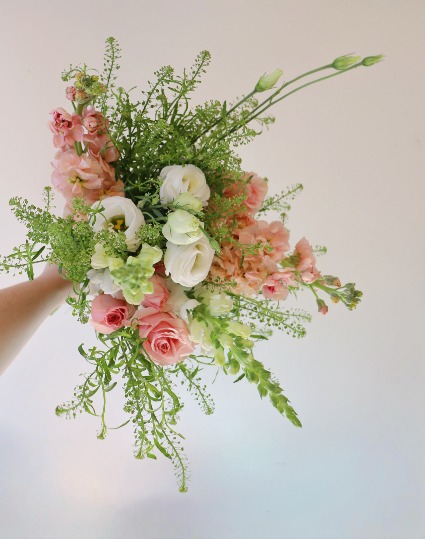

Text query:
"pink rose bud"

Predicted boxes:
[[90, 294, 135, 334], [66, 86, 76, 101]]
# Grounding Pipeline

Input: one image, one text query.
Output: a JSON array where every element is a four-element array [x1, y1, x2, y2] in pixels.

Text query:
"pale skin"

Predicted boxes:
[[0, 265, 73, 376]]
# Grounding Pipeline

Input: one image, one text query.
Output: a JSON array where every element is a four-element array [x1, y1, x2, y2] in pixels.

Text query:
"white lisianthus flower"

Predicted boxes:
[[159, 164, 210, 206], [162, 209, 203, 245], [164, 236, 215, 287], [194, 285, 233, 316], [165, 280, 200, 320], [173, 192, 203, 213], [87, 268, 122, 296], [91, 197, 145, 252]]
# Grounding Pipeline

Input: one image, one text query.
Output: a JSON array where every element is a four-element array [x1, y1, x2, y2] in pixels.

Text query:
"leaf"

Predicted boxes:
[[154, 438, 172, 459]]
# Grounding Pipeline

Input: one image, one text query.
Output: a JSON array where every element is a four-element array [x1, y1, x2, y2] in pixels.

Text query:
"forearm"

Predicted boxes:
[[0, 268, 73, 375]]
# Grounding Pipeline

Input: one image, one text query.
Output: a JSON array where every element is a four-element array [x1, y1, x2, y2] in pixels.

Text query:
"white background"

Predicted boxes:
[[0, 1, 424, 538]]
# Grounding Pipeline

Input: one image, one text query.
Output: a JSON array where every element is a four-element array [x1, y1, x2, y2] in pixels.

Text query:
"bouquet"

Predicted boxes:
[[0, 39, 381, 491]]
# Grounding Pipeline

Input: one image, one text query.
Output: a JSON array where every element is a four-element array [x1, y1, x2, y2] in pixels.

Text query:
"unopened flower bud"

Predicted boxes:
[[65, 86, 76, 101], [316, 298, 328, 315], [362, 55, 384, 67], [332, 54, 361, 70], [75, 71, 84, 80], [255, 68, 283, 92], [173, 192, 203, 213], [75, 89, 87, 103]]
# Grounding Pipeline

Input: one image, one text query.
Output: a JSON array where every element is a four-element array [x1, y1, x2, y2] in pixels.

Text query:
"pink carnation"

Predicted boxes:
[[49, 107, 84, 149], [223, 171, 268, 215], [90, 294, 135, 335], [136, 308, 194, 366], [294, 237, 320, 283], [141, 275, 170, 311]]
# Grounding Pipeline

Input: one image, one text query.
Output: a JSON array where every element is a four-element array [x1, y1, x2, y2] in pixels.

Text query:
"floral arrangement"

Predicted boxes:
[[0, 39, 381, 491]]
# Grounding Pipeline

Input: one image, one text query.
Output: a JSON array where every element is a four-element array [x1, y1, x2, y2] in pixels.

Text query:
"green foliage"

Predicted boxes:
[[229, 293, 311, 339], [258, 183, 303, 222], [49, 218, 95, 283], [190, 304, 302, 426]]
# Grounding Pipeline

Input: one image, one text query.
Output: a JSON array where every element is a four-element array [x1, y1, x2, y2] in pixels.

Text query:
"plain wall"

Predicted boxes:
[[0, 1, 424, 538]]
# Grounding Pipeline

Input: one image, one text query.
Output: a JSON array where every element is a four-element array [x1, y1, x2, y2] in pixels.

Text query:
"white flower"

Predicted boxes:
[[87, 268, 121, 296], [165, 281, 200, 320], [173, 192, 203, 213], [159, 164, 210, 206], [162, 209, 203, 245], [164, 236, 215, 288], [194, 285, 233, 316], [91, 197, 145, 252]]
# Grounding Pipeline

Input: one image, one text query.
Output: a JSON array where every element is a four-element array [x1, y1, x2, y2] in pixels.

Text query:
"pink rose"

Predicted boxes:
[[141, 275, 170, 310], [49, 107, 84, 149], [294, 237, 320, 283], [223, 171, 268, 215], [91, 294, 135, 334], [136, 308, 194, 366]]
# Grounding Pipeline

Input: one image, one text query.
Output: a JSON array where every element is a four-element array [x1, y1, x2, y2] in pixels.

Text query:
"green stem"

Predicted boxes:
[[191, 89, 256, 143], [242, 62, 363, 129], [74, 103, 85, 156]]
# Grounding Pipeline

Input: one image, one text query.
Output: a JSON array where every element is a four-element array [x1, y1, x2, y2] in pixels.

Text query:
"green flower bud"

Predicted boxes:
[[332, 54, 361, 70], [255, 68, 283, 92], [362, 55, 384, 67]]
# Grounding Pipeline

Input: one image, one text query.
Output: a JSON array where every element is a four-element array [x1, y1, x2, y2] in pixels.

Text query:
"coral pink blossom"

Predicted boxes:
[[262, 269, 297, 300], [49, 107, 84, 149], [51, 148, 121, 203], [209, 217, 291, 296], [136, 308, 194, 366], [294, 237, 320, 283], [223, 171, 268, 215], [85, 134, 119, 163], [141, 275, 170, 310], [90, 294, 135, 334], [82, 106, 107, 136]]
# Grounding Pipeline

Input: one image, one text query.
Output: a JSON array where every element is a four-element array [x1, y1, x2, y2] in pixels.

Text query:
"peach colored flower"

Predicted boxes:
[[136, 308, 194, 366], [90, 294, 135, 334], [209, 217, 291, 296], [51, 149, 119, 203], [261, 269, 297, 301], [223, 172, 268, 215], [49, 107, 84, 149], [141, 275, 170, 311], [82, 106, 107, 136], [294, 237, 320, 283], [85, 134, 119, 163]]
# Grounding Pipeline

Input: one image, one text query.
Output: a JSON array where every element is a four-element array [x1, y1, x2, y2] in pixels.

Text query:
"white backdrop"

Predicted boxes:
[[0, 1, 424, 538]]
